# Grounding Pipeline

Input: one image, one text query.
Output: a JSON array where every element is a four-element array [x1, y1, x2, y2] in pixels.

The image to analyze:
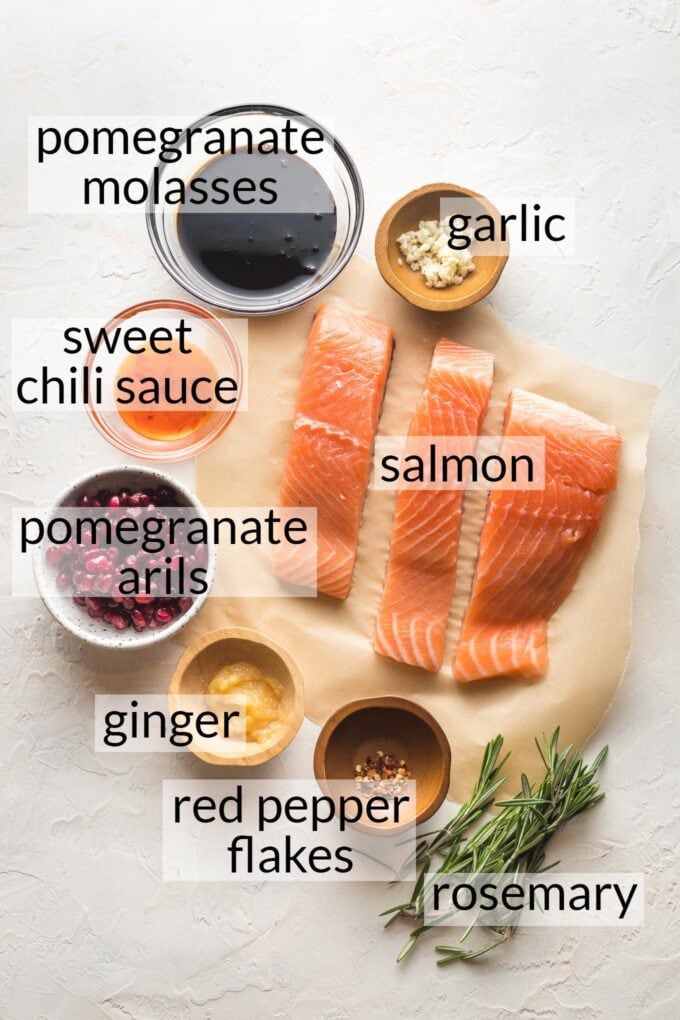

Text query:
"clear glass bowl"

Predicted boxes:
[[87, 299, 243, 461], [145, 104, 364, 315]]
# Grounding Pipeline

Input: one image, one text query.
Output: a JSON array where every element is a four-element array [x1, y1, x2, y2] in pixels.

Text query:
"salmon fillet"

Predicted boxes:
[[454, 389, 622, 682], [278, 302, 393, 599], [374, 340, 494, 670]]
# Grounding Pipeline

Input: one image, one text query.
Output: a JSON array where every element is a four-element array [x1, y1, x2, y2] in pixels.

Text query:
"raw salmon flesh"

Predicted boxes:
[[278, 302, 393, 599], [375, 340, 494, 671], [454, 389, 621, 682]]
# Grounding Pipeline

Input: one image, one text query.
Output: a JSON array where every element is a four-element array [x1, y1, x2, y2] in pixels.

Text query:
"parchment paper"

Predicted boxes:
[[191, 256, 657, 802]]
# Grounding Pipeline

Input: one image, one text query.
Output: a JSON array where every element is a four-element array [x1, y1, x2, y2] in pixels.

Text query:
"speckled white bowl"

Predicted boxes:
[[33, 465, 217, 650]]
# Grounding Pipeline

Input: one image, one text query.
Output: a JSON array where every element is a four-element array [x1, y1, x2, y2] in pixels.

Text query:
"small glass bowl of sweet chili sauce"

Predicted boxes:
[[87, 299, 243, 461]]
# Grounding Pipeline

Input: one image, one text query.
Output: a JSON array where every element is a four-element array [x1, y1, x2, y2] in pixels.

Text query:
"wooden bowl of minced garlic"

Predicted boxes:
[[168, 627, 304, 766], [375, 182, 508, 312]]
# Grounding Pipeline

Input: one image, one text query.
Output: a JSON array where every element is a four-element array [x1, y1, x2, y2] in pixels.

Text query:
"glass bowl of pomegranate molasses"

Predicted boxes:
[[146, 105, 364, 314], [86, 299, 243, 461]]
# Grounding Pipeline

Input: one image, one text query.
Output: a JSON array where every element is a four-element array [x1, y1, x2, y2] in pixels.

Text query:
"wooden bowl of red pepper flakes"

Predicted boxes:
[[313, 696, 451, 830]]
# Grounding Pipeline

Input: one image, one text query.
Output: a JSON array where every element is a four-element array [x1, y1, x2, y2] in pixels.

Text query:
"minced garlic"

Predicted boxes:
[[397, 218, 475, 289]]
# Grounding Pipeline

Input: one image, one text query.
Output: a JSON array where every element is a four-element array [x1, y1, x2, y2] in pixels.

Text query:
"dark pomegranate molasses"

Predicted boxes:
[[177, 152, 337, 295]]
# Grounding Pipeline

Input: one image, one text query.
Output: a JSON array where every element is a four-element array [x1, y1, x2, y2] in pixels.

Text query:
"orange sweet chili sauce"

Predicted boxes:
[[117, 343, 218, 441]]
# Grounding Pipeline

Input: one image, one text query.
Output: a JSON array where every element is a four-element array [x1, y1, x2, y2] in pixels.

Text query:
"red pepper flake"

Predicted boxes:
[[354, 750, 411, 796]]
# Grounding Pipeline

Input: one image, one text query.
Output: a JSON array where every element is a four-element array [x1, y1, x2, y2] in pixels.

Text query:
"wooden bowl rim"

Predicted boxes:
[[313, 695, 452, 827], [168, 626, 304, 767], [374, 181, 509, 312]]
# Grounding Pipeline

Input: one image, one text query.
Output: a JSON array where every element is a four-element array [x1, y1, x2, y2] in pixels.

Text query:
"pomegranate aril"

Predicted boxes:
[[178, 597, 193, 613], [133, 491, 151, 508], [46, 545, 62, 566], [154, 607, 172, 625], [134, 594, 155, 605], [130, 610, 146, 630], [73, 572, 94, 593], [56, 572, 71, 590], [73, 596, 86, 607], [95, 574, 113, 594], [111, 613, 130, 630], [85, 554, 111, 573]]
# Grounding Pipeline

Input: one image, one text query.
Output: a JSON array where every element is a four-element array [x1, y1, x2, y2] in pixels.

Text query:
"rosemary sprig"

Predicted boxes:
[[381, 735, 508, 927], [385, 727, 608, 964]]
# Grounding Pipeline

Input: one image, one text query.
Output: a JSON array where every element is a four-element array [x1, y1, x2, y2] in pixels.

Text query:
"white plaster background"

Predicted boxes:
[[1, 1, 679, 1017]]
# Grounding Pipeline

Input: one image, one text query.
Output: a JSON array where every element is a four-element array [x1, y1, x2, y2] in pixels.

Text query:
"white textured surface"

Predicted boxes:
[[1, 2, 679, 1017]]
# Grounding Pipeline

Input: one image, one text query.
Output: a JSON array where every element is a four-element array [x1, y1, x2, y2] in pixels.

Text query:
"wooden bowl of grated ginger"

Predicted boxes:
[[168, 627, 304, 767]]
